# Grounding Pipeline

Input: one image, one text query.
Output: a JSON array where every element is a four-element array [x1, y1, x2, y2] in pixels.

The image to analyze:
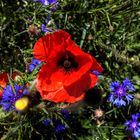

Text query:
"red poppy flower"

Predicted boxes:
[[0, 71, 20, 97], [0, 72, 8, 97], [33, 30, 103, 103]]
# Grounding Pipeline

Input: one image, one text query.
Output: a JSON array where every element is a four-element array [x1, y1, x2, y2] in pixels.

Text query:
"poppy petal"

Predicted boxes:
[[38, 73, 92, 103], [33, 30, 71, 62], [36, 62, 65, 92], [91, 60, 103, 73], [0, 72, 8, 88]]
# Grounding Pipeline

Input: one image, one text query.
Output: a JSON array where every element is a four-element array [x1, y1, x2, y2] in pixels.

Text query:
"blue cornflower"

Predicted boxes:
[[91, 70, 102, 86], [45, 16, 50, 23], [91, 70, 101, 77], [43, 118, 51, 126], [41, 16, 52, 33], [1, 84, 28, 111], [28, 58, 41, 73], [34, 0, 57, 6], [108, 78, 134, 107], [61, 109, 70, 119], [54, 120, 66, 134], [125, 113, 140, 139], [41, 24, 50, 33]]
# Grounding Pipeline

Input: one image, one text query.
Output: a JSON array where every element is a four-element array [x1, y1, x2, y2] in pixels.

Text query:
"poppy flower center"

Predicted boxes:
[[63, 60, 71, 69], [57, 53, 78, 72]]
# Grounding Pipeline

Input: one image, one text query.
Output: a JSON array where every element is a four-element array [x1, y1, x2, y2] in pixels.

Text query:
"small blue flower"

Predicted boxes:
[[91, 70, 102, 86], [43, 118, 51, 126], [34, 0, 57, 6], [1, 84, 28, 111], [54, 120, 66, 134], [91, 70, 101, 77], [125, 113, 140, 139], [28, 58, 41, 73], [47, 0, 57, 5], [40, 16, 51, 33], [41, 24, 50, 33], [61, 109, 70, 119], [108, 78, 134, 107], [45, 16, 50, 23]]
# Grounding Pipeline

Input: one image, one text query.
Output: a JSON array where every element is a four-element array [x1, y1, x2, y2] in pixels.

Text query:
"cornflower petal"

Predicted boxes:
[[29, 58, 41, 73], [126, 94, 133, 103], [134, 130, 140, 138], [43, 118, 51, 126], [61, 109, 70, 119], [91, 70, 101, 77], [22, 88, 29, 95], [132, 114, 139, 121], [2, 103, 12, 111], [123, 78, 135, 91], [32, 58, 41, 65], [55, 122, 66, 134], [34, 0, 48, 6], [108, 94, 114, 102], [45, 17, 50, 23], [29, 64, 35, 73], [43, 0, 49, 6], [48, 0, 57, 4], [14, 85, 21, 91], [125, 121, 130, 126], [110, 82, 120, 92], [41, 24, 50, 33], [34, 0, 57, 6], [119, 99, 126, 106], [113, 98, 120, 106]]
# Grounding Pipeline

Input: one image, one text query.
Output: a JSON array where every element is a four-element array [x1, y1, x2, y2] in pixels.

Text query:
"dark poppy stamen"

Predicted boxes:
[[57, 53, 78, 72], [63, 60, 71, 69]]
